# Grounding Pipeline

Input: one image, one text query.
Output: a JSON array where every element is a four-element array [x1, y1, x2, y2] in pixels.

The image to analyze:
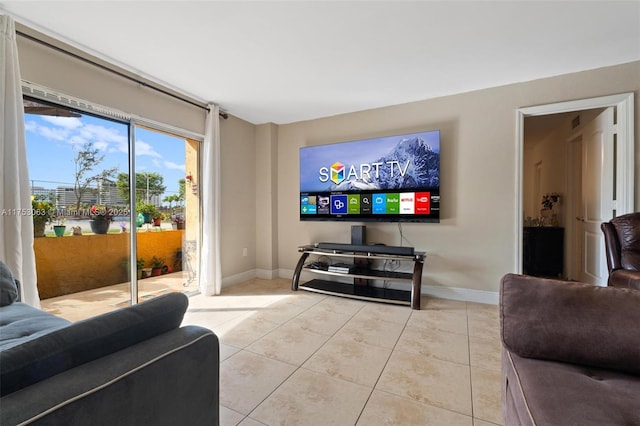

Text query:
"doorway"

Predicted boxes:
[[516, 93, 635, 285]]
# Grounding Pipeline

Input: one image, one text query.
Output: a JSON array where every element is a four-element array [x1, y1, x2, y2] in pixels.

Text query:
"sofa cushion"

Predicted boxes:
[[500, 274, 640, 375], [504, 350, 640, 426], [0, 261, 20, 306], [0, 291, 189, 396], [0, 302, 71, 350]]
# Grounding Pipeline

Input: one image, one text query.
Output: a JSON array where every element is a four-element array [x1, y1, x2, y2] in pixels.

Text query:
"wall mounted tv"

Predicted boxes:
[[299, 130, 440, 223]]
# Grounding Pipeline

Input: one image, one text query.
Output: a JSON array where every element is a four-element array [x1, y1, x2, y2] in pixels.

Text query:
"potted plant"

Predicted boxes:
[[89, 205, 113, 234], [172, 214, 185, 230], [540, 193, 560, 226], [53, 217, 66, 237], [152, 211, 164, 227], [122, 257, 146, 280], [31, 196, 56, 238], [150, 256, 165, 276], [135, 258, 145, 279], [136, 201, 157, 224]]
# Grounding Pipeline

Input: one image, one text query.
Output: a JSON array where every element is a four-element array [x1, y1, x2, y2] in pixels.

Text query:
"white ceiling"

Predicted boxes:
[[1, 1, 639, 125]]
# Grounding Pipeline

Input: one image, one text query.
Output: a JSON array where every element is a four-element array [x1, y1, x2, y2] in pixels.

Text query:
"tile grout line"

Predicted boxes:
[[242, 297, 367, 424], [466, 301, 476, 423], [353, 304, 414, 425]]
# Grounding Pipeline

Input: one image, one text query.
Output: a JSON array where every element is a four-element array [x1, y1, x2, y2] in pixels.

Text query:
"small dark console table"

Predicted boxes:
[[292, 243, 425, 310], [523, 227, 564, 278]]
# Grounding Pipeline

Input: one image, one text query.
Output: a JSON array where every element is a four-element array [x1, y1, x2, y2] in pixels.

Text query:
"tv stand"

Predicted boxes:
[[292, 244, 425, 310]]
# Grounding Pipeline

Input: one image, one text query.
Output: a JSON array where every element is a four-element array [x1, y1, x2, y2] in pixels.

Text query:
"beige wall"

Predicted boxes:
[[219, 116, 257, 278], [255, 123, 279, 276], [274, 61, 640, 296]]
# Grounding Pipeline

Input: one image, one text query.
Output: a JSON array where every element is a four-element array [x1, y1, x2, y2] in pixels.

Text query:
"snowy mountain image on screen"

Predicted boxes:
[[328, 136, 439, 191]]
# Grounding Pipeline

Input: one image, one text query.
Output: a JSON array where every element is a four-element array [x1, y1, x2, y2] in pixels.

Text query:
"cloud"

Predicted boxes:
[[163, 160, 185, 171], [41, 116, 83, 129], [37, 125, 71, 142], [93, 141, 109, 152], [135, 140, 162, 158], [26, 118, 128, 155]]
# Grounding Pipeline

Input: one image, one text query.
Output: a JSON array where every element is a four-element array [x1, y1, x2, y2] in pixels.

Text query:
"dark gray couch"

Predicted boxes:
[[500, 274, 640, 425], [0, 261, 219, 425]]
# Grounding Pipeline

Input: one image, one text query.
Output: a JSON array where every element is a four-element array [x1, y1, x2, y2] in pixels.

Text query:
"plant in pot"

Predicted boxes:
[[540, 193, 560, 226], [136, 201, 157, 225], [31, 196, 56, 238], [53, 216, 66, 237], [135, 258, 145, 279], [152, 211, 164, 227], [172, 214, 185, 230], [150, 256, 165, 277], [122, 257, 146, 280], [88, 205, 113, 234]]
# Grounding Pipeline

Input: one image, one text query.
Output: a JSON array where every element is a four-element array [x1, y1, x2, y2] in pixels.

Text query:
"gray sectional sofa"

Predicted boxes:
[[0, 261, 219, 425], [500, 274, 640, 425]]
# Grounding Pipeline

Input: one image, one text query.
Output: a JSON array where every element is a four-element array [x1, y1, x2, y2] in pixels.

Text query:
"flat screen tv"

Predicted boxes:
[[299, 130, 440, 222]]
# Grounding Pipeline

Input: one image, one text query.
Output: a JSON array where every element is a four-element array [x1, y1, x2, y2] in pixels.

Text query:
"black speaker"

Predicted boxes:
[[351, 225, 366, 245]]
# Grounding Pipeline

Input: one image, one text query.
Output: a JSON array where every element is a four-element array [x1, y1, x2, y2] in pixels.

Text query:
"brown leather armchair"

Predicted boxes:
[[601, 212, 640, 289]]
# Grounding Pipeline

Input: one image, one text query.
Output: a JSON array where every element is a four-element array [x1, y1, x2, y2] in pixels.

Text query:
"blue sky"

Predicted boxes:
[[25, 113, 186, 199]]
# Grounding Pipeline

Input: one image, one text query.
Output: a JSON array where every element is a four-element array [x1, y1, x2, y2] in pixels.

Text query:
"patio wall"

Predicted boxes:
[[34, 230, 184, 299]]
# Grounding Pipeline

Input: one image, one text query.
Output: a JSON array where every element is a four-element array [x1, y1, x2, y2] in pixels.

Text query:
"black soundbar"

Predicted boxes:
[[316, 242, 414, 255]]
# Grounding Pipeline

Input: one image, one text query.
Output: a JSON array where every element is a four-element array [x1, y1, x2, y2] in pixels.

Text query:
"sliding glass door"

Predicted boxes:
[[132, 126, 200, 301], [24, 98, 201, 320]]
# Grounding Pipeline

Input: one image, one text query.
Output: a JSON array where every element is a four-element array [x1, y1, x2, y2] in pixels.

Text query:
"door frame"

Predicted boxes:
[[514, 93, 635, 274]]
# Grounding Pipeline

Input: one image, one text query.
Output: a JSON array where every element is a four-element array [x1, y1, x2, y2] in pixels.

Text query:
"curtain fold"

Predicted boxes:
[[199, 104, 222, 295], [0, 15, 40, 307]]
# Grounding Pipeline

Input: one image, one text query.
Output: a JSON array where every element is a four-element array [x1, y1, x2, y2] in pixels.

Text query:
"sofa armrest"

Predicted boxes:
[[1, 325, 219, 426], [601, 222, 622, 273], [609, 269, 640, 289], [500, 274, 640, 375], [1, 292, 188, 396]]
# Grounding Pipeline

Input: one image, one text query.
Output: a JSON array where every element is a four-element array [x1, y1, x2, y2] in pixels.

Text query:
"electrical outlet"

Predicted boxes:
[[242, 248, 248, 257]]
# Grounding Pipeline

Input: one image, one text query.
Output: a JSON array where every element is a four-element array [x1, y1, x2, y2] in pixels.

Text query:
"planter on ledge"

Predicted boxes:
[[90, 220, 111, 234], [53, 225, 66, 237], [33, 220, 46, 238]]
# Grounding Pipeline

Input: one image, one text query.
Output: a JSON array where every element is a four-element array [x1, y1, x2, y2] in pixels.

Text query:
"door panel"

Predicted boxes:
[[580, 108, 614, 286]]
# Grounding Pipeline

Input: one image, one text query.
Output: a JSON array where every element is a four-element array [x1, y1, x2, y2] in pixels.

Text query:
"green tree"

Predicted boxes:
[[73, 142, 117, 211], [162, 194, 180, 213], [178, 178, 185, 202], [115, 172, 166, 204]]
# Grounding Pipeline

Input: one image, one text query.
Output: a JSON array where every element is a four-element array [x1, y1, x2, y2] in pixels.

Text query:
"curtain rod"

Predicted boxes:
[[16, 30, 228, 120]]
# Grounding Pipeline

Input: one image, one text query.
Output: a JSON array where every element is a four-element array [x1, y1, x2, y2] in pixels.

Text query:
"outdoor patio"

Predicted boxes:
[[39, 271, 199, 322]]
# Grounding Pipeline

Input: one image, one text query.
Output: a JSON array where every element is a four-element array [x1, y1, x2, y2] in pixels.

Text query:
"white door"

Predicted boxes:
[[567, 135, 583, 281], [580, 107, 615, 286]]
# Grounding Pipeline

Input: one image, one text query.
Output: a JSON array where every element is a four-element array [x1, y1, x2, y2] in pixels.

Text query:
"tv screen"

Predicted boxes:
[[299, 130, 440, 222]]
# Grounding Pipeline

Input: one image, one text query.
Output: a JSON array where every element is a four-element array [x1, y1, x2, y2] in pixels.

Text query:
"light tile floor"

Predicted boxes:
[[181, 278, 503, 426]]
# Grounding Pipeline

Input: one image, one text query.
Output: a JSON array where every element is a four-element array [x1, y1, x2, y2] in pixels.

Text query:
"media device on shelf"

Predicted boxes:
[[299, 129, 440, 223]]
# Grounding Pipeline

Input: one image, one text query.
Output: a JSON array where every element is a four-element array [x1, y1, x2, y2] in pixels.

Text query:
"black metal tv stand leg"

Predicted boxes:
[[292, 252, 310, 291], [411, 260, 424, 310]]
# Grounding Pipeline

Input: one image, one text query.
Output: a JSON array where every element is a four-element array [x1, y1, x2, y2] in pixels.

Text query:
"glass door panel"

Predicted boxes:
[[24, 98, 133, 320], [133, 126, 200, 300]]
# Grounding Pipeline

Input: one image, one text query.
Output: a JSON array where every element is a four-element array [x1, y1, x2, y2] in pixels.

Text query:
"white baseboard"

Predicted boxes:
[[421, 284, 498, 305], [278, 268, 498, 305], [222, 269, 257, 288], [256, 269, 276, 279]]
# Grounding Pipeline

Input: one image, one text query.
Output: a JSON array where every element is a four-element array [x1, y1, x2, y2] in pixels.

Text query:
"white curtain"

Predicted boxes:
[[199, 104, 222, 295], [0, 15, 40, 307]]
